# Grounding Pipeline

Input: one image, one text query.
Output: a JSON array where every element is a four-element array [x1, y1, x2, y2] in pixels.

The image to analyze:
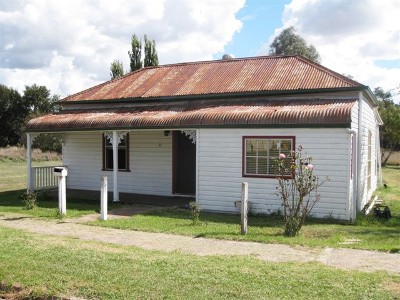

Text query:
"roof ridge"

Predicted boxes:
[[142, 54, 297, 69]]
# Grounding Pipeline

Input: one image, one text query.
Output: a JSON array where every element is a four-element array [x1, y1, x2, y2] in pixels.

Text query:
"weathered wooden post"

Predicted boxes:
[[241, 182, 248, 235], [101, 176, 108, 221]]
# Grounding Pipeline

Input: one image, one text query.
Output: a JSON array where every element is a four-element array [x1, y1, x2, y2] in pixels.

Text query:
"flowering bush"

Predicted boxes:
[[275, 146, 329, 236]]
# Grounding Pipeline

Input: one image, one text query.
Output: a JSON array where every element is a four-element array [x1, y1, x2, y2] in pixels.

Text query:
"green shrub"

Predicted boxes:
[[20, 190, 38, 210], [188, 201, 201, 225]]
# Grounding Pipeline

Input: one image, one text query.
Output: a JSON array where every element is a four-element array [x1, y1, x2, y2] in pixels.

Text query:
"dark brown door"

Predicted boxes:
[[173, 131, 196, 195]]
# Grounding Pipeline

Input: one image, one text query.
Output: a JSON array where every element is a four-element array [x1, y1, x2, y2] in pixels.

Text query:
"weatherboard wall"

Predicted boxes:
[[62, 131, 173, 196], [62, 127, 360, 220], [358, 96, 379, 209], [196, 128, 351, 220]]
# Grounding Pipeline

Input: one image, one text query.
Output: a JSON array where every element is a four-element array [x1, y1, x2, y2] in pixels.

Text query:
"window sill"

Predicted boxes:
[[243, 174, 293, 179], [101, 169, 131, 172]]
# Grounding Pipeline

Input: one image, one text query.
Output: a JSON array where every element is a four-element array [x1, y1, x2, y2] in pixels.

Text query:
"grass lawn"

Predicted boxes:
[[1, 159, 399, 251], [0, 160, 103, 218], [0, 154, 399, 299], [0, 226, 399, 300], [0, 189, 103, 219], [91, 166, 400, 252], [0, 159, 61, 192]]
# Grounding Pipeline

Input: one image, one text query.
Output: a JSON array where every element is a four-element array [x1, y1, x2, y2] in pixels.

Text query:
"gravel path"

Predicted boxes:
[[0, 213, 399, 275]]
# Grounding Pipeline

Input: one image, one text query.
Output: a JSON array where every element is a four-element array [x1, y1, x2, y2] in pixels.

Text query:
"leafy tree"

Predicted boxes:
[[32, 133, 62, 153], [0, 85, 25, 146], [143, 34, 159, 67], [128, 34, 143, 72], [269, 26, 321, 63], [0, 84, 61, 150], [127, 34, 159, 72], [110, 60, 124, 79], [374, 87, 400, 165], [22, 84, 59, 115], [22, 85, 61, 152]]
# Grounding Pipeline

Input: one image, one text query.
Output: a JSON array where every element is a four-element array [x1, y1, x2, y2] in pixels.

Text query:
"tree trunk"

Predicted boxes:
[[382, 147, 394, 166]]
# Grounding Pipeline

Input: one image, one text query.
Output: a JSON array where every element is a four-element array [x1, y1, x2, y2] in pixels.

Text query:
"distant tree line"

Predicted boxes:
[[0, 84, 62, 152], [374, 87, 400, 165], [110, 33, 159, 79]]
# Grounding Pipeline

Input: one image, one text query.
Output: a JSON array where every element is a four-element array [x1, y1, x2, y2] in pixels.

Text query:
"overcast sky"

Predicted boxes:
[[1, 0, 399, 102]]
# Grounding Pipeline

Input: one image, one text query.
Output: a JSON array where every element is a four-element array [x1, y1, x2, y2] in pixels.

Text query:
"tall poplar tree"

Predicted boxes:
[[128, 34, 143, 72], [144, 35, 159, 67]]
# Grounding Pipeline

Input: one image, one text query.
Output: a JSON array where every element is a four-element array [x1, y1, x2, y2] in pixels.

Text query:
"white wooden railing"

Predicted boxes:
[[31, 166, 64, 190]]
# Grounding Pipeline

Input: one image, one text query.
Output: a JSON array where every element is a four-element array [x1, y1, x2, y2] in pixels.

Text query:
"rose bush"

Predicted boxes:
[[275, 146, 329, 236]]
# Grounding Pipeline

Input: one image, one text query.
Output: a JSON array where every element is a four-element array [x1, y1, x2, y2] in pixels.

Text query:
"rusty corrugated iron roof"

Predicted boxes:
[[27, 98, 357, 132], [63, 56, 363, 102]]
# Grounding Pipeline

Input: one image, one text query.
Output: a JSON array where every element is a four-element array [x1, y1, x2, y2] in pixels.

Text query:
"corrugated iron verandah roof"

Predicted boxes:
[[62, 56, 364, 103], [27, 98, 357, 132]]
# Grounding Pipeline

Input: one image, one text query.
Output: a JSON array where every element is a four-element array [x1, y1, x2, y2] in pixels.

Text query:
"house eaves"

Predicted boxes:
[[27, 98, 357, 133]]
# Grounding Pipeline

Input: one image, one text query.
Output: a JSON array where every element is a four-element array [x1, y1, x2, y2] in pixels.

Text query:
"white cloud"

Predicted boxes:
[[0, 0, 244, 97], [277, 0, 400, 102]]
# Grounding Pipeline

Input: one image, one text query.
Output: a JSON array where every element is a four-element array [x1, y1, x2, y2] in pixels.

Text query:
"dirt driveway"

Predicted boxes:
[[0, 212, 399, 275]]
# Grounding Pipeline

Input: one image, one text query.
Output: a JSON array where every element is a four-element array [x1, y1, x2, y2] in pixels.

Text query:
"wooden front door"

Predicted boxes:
[[173, 131, 196, 195]]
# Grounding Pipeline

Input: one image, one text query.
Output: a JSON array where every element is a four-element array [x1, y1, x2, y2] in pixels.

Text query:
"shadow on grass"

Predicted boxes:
[[385, 165, 400, 170], [2, 216, 31, 221], [0, 190, 24, 205], [0, 189, 105, 213]]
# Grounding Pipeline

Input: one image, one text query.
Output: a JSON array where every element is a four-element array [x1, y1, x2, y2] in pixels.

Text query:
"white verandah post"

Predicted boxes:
[[27, 133, 33, 191], [101, 176, 108, 220], [112, 131, 119, 202]]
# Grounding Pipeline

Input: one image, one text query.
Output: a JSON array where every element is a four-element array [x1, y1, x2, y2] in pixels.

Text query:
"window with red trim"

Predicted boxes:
[[243, 136, 295, 177]]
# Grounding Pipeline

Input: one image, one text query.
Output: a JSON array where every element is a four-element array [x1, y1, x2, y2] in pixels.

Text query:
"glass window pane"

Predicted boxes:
[[281, 140, 291, 153], [118, 149, 126, 169], [246, 140, 255, 156], [246, 157, 257, 174], [105, 148, 113, 169], [258, 140, 268, 156], [258, 157, 267, 174]]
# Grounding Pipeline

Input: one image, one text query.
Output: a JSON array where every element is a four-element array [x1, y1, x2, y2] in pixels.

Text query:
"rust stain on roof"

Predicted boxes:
[[27, 98, 356, 132], [63, 56, 362, 102]]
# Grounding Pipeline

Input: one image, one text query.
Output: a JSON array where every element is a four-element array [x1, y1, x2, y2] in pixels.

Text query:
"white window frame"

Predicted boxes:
[[242, 136, 295, 178]]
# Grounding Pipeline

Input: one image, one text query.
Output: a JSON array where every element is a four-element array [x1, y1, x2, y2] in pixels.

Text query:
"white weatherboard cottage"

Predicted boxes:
[[27, 55, 382, 221]]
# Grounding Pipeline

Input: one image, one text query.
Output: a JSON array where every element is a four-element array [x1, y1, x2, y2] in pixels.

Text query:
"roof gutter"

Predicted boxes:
[[25, 123, 351, 133]]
